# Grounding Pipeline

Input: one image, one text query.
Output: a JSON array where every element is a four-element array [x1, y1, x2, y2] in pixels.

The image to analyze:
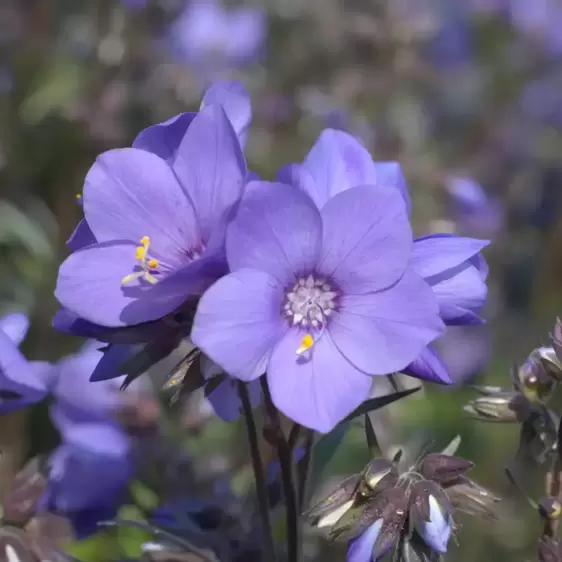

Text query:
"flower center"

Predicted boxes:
[[283, 274, 339, 356], [121, 236, 160, 286]]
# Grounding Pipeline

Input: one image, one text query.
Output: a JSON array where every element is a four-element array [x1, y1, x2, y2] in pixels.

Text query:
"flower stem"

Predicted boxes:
[[237, 380, 277, 562], [261, 378, 300, 562], [297, 429, 314, 513]]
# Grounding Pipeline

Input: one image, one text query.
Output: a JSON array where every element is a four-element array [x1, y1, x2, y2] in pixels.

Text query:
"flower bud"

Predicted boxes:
[[539, 536, 562, 562], [419, 453, 473, 484], [520, 406, 559, 463], [361, 458, 396, 494], [552, 318, 562, 365], [516, 347, 559, 402], [410, 481, 452, 554], [331, 486, 409, 557], [305, 473, 361, 529], [464, 392, 530, 423], [443, 475, 501, 520], [539, 497, 562, 520]]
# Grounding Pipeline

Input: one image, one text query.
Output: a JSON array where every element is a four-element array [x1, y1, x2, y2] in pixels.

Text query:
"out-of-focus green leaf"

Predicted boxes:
[[130, 481, 159, 512], [20, 59, 83, 125], [66, 532, 122, 562], [115, 505, 152, 558]]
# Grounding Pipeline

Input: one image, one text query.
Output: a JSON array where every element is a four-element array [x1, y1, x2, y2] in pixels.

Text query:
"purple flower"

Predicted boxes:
[[56, 87, 248, 328], [276, 130, 490, 385], [346, 519, 386, 562], [415, 495, 453, 553], [192, 183, 444, 433], [170, 0, 266, 69], [0, 313, 52, 411]]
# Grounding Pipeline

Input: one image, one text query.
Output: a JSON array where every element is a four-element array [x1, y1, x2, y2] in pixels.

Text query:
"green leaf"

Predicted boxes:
[[115, 505, 152, 558], [130, 480, 159, 511], [342, 386, 421, 422]]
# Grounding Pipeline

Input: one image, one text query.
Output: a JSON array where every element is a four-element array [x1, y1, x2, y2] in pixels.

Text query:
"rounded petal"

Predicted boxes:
[[402, 346, 452, 384], [346, 519, 383, 562], [371, 161, 411, 213], [318, 186, 412, 294], [0, 312, 29, 347], [267, 330, 372, 433], [301, 129, 379, 208], [226, 183, 322, 285], [411, 234, 489, 279], [201, 80, 252, 146], [172, 104, 246, 240], [330, 270, 445, 375], [55, 241, 194, 327], [430, 261, 488, 323], [83, 148, 200, 265], [0, 331, 49, 412], [192, 269, 286, 381], [132, 112, 197, 163], [66, 219, 97, 251]]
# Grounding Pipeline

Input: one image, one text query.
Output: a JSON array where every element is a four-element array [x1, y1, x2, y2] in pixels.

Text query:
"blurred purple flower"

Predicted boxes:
[[192, 182, 444, 433], [276, 130, 489, 385], [121, 0, 148, 10], [170, 0, 266, 71], [444, 175, 503, 238], [56, 86, 249, 328]]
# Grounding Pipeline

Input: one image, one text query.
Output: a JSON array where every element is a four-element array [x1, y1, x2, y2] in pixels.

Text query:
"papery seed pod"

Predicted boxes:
[[515, 348, 559, 402], [361, 458, 397, 494], [329, 486, 409, 550], [419, 453, 474, 484], [518, 406, 559, 464], [552, 318, 562, 366], [2, 458, 47, 526], [539, 497, 562, 520], [0, 527, 39, 562], [539, 536, 562, 562], [409, 481, 453, 554], [464, 392, 530, 423], [305, 473, 361, 529], [443, 476, 501, 520]]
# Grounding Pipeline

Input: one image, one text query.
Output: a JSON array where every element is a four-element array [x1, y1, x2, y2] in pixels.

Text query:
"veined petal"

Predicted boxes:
[[84, 148, 200, 266], [346, 519, 384, 562], [371, 161, 411, 213], [226, 183, 322, 286], [192, 269, 287, 381], [67, 219, 97, 251], [267, 330, 372, 433], [318, 186, 412, 294], [402, 346, 452, 384], [132, 112, 197, 163], [172, 104, 246, 240], [0, 312, 29, 347], [411, 234, 489, 279], [55, 241, 195, 327], [201, 80, 252, 146], [330, 269, 445, 375]]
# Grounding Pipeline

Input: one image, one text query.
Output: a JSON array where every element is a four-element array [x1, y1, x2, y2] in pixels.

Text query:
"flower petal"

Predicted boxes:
[[330, 269, 445, 375], [132, 112, 197, 163], [55, 241, 194, 327], [267, 330, 372, 433], [318, 186, 412, 294], [84, 148, 200, 265], [67, 219, 97, 251], [201, 80, 252, 146], [226, 182, 322, 285], [346, 519, 384, 562], [192, 269, 286, 381], [172, 104, 246, 240], [429, 260, 488, 323], [0, 312, 29, 347], [204, 377, 261, 422], [402, 346, 452, 384], [411, 234, 489, 279], [372, 161, 411, 213]]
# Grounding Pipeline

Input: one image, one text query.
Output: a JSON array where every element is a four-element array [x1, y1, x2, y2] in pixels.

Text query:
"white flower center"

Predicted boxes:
[[283, 274, 338, 328]]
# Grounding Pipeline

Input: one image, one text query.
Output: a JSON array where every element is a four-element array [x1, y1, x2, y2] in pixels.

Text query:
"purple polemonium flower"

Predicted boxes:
[[192, 183, 444, 433], [170, 0, 266, 70], [277, 130, 489, 385], [415, 495, 453, 552], [0, 313, 52, 411], [56, 101, 246, 328], [346, 519, 386, 562], [65, 79, 252, 256]]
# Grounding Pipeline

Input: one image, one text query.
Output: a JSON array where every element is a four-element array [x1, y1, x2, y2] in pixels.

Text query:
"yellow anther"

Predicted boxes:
[[136, 246, 146, 260], [296, 333, 315, 355], [75, 193, 82, 200], [140, 236, 150, 246], [147, 258, 159, 269]]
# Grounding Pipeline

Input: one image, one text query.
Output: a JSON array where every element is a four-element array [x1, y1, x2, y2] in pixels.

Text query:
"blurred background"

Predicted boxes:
[[2, 0, 562, 560]]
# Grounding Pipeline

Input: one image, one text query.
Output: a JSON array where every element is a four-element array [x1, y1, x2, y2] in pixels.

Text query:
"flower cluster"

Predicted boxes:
[[52, 79, 490, 434], [306, 438, 499, 561]]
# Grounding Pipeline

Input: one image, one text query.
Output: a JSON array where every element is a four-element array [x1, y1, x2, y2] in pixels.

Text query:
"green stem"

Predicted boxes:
[[261, 378, 300, 562], [237, 380, 277, 562]]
